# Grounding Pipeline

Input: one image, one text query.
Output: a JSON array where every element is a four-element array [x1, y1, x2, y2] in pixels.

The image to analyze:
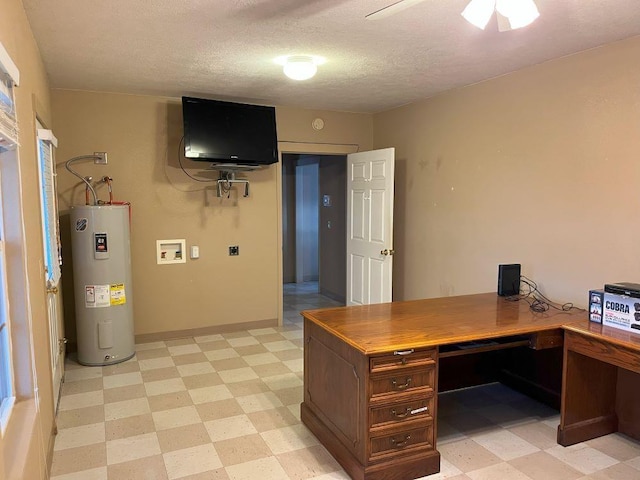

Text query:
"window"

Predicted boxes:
[[0, 40, 20, 435], [0, 168, 14, 434], [0, 45, 19, 152]]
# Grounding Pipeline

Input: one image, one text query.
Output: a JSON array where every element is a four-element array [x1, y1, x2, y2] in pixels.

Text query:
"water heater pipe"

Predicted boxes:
[[84, 176, 92, 205], [65, 154, 105, 205], [102, 176, 114, 204]]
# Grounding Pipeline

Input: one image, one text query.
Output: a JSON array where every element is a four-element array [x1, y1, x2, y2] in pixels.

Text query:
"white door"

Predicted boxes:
[[346, 148, 395, 306], [36, 126, 64, 413]]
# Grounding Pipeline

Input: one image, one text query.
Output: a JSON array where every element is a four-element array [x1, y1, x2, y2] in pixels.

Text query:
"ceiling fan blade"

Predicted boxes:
[[366, 0, 428, 21]]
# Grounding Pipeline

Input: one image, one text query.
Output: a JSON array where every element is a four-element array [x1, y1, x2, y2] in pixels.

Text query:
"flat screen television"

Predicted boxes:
[[182, 96, 278, 167]]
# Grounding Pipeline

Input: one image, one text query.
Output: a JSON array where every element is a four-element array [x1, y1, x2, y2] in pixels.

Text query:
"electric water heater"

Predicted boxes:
[[70, 205, 134, 365]]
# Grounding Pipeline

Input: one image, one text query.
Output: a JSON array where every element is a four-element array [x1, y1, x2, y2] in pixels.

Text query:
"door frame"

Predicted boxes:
[[276, 142, 358, 326]]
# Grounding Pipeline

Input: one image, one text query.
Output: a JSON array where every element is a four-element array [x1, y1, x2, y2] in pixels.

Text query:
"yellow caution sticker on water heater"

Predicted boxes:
[[110, 283, 126, 305]]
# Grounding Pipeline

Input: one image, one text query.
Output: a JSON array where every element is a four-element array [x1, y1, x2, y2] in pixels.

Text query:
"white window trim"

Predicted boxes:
[[0, 396, 15, 436]]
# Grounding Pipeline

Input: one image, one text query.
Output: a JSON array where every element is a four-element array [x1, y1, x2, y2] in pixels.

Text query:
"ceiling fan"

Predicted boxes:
[[365, 0, 427, 21], [366, 0, 540, 32]]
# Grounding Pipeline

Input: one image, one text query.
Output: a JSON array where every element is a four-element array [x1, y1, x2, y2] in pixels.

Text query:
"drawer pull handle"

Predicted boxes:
[[391, 407, 412, 419], [390, 434, 411, 448], [410, 406, 429, 415], [391, 377, 412, 390], [393, 349, 414, 365], [393, 349, 414, 356]]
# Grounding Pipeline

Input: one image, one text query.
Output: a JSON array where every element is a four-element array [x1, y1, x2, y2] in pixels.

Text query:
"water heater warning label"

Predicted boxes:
[[110, 283, 126, 305], [85, 285, 110, 308], [95, 233, 108, 252], [94, 232, 109, 260]]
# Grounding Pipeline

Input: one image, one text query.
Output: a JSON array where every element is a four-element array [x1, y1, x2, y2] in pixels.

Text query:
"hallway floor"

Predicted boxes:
[[50, 283, 640, 479]]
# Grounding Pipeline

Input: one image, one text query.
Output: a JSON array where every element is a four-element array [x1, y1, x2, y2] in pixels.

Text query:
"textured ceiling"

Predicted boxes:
[[22, 0, 640, 113]]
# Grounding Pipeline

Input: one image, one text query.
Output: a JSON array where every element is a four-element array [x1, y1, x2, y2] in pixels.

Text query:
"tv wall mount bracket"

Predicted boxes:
[[216, 170, 249, 198]]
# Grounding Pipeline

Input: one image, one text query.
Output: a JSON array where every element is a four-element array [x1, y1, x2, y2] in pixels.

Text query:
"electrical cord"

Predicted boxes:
[[177, 136, 215, 183], [506, 275, 585, 313], [218, 174, 233, 198]]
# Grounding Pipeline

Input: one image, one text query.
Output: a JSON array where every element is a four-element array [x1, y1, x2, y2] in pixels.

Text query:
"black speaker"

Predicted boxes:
[[498, 264, 521, 296]]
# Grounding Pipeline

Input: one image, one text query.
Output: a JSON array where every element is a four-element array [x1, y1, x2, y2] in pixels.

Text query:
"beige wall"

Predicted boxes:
[[0, 0, 55, 478], [7, 6, 639, 476], [374, 36, 640, 306], [52, 91, 372, 341]]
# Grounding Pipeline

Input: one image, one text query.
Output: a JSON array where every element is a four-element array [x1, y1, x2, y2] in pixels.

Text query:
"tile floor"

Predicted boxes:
[[51, 283, 640, 479]]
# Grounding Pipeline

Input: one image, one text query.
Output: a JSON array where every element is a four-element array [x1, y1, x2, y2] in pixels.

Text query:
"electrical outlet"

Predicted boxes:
[[229, 245, 239, 256], [94, 152, 108, 165]]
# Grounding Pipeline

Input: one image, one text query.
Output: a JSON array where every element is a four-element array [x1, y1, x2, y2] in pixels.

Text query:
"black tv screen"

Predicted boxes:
[[182, 96, 278, 165]]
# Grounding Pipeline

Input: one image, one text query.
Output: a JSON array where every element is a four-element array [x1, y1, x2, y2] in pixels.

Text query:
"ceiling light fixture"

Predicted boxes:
[[274, 55, 325, 81], [462, 0, 539, 30]]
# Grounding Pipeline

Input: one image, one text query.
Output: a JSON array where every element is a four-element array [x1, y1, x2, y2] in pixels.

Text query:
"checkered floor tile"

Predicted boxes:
[[51, 282, 640, 479]]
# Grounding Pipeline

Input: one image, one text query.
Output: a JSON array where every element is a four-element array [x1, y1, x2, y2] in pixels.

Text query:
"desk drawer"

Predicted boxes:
[[530, 329, 564, 350], [370, 395, 434, 429], [566, 330, 640, 374], [370, 348, 436, 373], [370, 423, 434, 459], [370, 367, 435, 400]]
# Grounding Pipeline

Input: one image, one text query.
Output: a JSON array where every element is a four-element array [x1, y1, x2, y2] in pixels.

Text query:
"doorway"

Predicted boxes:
[[281, 153, 346, 321]]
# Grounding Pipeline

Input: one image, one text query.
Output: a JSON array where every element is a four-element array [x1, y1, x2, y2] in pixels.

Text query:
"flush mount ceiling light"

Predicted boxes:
[[462, 0, 539, 31], [274, 55, 326, 81]]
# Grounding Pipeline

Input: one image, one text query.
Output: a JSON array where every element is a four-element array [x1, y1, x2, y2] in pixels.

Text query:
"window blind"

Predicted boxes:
[[37, 129, 60, 287], [0, 42, 19, 152]]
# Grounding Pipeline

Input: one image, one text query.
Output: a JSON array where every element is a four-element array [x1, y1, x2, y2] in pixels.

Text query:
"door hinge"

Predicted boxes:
[[58, 337, 68, 354]]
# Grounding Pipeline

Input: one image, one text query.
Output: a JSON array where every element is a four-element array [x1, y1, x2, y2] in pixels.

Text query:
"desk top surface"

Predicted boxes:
[[301, 293, 588, 355]]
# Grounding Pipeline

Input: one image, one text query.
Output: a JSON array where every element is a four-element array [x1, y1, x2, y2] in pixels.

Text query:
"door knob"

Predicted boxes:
[[380, 249, 395, 256]]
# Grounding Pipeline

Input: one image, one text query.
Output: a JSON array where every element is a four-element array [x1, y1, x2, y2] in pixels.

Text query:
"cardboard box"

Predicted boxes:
[[588, 289, 604, 323], [602, 292, 640, 333]]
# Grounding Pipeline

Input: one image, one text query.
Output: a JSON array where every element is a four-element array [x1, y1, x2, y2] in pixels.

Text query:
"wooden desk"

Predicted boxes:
[[301, 293, 586, 480], [558, 322, 640, 446]]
